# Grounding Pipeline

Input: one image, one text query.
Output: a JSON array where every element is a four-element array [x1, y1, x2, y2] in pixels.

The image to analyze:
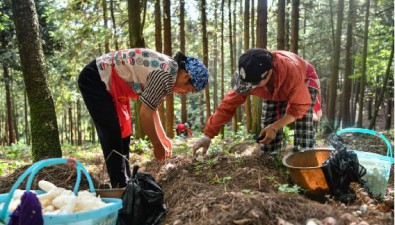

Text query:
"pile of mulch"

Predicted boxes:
[[0, 139, 393, 225], [141, 143, 393, 225]]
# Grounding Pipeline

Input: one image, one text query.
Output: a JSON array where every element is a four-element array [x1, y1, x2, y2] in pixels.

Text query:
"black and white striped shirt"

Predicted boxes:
[[96, 48, 178, 110]]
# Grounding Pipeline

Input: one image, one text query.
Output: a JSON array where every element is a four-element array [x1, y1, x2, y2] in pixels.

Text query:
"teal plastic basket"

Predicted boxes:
[[336, 128, 394, 198], [0, 158, 122, 225]]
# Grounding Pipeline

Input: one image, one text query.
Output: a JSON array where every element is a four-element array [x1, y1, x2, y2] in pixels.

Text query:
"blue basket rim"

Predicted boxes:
[[336, 128, 394, 162]]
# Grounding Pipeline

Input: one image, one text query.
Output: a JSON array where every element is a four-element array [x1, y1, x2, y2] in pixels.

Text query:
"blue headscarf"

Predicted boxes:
[[185, 57, 208, 92]]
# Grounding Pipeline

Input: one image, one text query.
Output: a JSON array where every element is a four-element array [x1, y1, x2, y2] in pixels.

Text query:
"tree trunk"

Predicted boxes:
[[252, 0, 267, 136], [251, 0, 255, 48], [68, 105, 74, 145], [77, 99, 82, 145], [369, 45, 393, 129], [227, 0, 237, 133], [220, 0, 225, 138], [244, 0, 252, 133], [154, 0, 166, 127], [285, 0, 290, 51], [385, 98, 392, 130], [3, 64, 14, 145], [277, 0, 285, 50], [290, 0, 299, 54], [128, 0, 146, 139], [128, 0, 145, 48], [11, 85, 19, 143], [110, 0, 119, 50], [24, 90, 30, 145], [163, 0, 174, 138], [341, 0, 355, 128], [357, 0, 370, 127], [201, 0, 211, 121], [179, 0, 187, 124], [213, 0, 219, 110], [11, 0, 62, 161], [326, 0, 344, 133], [102, 0, 110, 53]]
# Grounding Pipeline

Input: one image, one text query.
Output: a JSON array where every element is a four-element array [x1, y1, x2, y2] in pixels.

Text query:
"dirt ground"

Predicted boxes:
[[0, 134, 394, 225]]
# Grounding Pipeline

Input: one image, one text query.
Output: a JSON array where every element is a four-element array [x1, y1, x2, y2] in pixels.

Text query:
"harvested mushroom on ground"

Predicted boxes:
[[2, 180, 110, 215]]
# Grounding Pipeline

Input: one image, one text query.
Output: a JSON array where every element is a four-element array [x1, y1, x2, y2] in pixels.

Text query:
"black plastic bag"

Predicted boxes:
[[117, 165, 167, 225], [321, 134, 366, 203]]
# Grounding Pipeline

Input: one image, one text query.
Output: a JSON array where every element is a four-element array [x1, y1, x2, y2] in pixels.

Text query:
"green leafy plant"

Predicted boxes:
[[242, 189, 255, 195], [278, 184, 301, 193], [213, 176, 232, 185], [130, 137, 152, 154]]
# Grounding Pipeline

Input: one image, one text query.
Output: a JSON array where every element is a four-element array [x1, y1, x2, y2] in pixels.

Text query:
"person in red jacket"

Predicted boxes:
[[193, 48, 321, 157], [176, 123, 194, 138], [78, 49, 208, 188]]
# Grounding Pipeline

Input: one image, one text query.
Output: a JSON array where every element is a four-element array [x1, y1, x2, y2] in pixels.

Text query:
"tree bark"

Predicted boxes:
[[180, 0, 187, 124], [341, 0, 355, 128], [154, 0, 166, 127], [244, 0, 252, 133], [163, 0, 174, 138], [357, 0, 370, 127], [369, 44, 393, 129], [290, 0, 299, 54], [220, 0, 225, 138], [202, 0, 211, 121], [277, 0, 285, 50], [3, 64, 14, 145], [252, 0, 267, 136], [11, 0, 62, 161], [128, 0, 146, 139], [326, 0, 344, 133]]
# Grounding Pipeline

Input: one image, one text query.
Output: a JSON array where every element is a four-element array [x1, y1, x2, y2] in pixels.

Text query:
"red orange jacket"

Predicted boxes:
[[204, 51, 320, 138]]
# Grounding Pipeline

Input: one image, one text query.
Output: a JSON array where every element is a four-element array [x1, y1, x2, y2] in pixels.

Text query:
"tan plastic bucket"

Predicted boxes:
[[282, 148, 333, 196]]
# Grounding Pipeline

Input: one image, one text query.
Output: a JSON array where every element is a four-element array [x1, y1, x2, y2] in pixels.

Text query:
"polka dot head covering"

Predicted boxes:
[[185, 57, 209, 92]]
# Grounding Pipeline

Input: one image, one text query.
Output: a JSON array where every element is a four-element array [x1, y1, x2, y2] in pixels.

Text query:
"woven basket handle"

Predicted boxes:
[[0, 158, 95, 221], [336, 128, 393, 159]]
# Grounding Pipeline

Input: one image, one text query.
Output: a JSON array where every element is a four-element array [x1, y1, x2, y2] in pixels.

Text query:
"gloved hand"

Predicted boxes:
[[192, 135, 211, 157]]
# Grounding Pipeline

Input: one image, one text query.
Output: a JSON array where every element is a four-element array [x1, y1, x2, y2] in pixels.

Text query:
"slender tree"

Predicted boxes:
[[220, 0, 225, 137], [341, 0, 355, 128], [11, 0, 62, 161], [326, 0, 344, 133], [102, 0, 110, 53], [155, 0, 166, 126], [290, 0, 299, 53], [277, 0, 286, 50], [201, 0, 211, 120], [369, 45, 393, 129], [179, 0, 187, 124], [213, 0, 219, 110], [251, 0, 255, 48], [244, 0, 252, 133], [228, 0, 237, 133], [357, 0, 370, 127], [110, 0, 119, 50], [163, 0, 174, 138], [252, 0, 267, 136], [128, 0, 146, 138]]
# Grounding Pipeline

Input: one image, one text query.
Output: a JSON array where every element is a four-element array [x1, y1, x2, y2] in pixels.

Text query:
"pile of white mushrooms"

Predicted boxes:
[[2, 180, 109, 215]]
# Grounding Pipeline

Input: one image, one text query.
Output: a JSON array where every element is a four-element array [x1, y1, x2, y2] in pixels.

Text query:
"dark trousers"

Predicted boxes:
[[78, 60, 131, 188]]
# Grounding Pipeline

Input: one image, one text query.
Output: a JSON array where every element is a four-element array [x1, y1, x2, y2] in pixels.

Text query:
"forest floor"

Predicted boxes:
[[0, 129, 393, 225]]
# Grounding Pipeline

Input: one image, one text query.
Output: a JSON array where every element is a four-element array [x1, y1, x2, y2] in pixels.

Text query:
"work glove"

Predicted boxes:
[[192, 135, 211, 157]]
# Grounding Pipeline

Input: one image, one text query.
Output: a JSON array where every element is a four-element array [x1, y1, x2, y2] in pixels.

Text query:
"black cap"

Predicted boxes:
[[238, 48, 273, 84]]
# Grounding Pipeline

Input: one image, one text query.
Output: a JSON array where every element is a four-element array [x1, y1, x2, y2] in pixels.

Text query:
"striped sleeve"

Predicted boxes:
[[140, 70, 174, 110]]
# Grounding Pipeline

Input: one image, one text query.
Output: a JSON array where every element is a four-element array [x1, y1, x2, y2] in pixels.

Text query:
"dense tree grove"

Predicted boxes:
[[0, 0, 393, 155]]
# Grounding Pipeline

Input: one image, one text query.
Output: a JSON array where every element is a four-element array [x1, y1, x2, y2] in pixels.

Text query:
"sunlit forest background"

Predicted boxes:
[[0, 0, 393, 161]]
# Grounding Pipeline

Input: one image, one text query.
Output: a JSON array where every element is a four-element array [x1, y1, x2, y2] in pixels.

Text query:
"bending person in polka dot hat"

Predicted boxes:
[[78, 49, 208, 188]]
